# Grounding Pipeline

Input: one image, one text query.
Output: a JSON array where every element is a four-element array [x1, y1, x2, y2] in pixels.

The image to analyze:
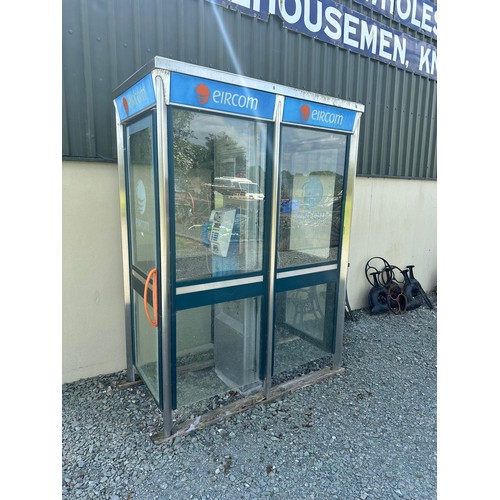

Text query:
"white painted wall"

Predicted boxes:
[[347, 176, 437, 310], [62, 162, 126, 383], [62, 162, 437, 383]]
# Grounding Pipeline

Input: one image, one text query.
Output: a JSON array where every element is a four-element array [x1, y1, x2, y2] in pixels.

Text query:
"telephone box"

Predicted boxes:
[[113, 57, 364, 438]]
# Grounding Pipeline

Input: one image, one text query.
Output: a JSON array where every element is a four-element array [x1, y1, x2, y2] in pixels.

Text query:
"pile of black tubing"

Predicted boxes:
[[365, 257, 433, 315]]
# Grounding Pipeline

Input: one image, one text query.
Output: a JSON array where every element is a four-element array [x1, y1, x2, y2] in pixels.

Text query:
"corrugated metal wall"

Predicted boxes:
[[62, 0, 437, 179]]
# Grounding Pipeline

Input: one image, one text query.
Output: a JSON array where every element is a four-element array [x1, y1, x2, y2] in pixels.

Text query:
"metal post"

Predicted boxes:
[[332, 113, 362, 369], [114, 107, 136, 383], [263, 96, 284, 399], [155, 72, 173, 437]]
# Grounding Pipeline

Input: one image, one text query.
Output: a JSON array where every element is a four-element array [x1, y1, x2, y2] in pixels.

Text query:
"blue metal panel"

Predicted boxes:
[[283, 97, 357, 132], [115, 74, 156, 121], [169, 73, 276, 119]]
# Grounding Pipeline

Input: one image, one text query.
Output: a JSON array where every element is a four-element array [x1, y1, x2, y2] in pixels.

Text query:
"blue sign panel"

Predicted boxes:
[[206, 1, 437, 80], [283, 97, 356, 132], [353, 0, 437, 40], [170, 73, 276, 120], [114, 74, 156, 121]]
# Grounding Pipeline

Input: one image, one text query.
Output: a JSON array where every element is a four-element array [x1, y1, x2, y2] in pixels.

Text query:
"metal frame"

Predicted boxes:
[[264, 95, 284, 398], [155, 72, 173, 437], [332, 113, 363, 369], [113, 57, 364, 437], [276, 263, 338, 280], [177, 276, 264, 295], [112, 57, 364, 116], [113, 107, 135, 383]]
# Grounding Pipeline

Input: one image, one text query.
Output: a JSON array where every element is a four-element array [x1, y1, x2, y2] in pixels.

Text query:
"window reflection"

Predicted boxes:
[[172, 109, 268, 282], [278, 126, 347, 268], [127, 121, 157, 271]]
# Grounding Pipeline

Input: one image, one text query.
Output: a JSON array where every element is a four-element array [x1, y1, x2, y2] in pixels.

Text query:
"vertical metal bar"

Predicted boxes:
[[155, 72, 173, 437], [114, 107, 135, 382], [332, 113, 362, 370], [263, 96, 284, 399]]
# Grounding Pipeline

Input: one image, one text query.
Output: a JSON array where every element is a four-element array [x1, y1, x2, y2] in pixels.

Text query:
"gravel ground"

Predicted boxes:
[[62, 296, 437, 500]]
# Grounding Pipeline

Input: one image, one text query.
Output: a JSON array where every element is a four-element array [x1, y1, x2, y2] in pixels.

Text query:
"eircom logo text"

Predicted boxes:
[[195, 83, 259, 111]]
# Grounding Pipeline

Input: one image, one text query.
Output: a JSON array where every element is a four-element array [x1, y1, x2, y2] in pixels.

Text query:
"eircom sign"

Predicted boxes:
[[170, 73, 276, 119], [114, 74, 156, 121], [283, 97, 356, 132]]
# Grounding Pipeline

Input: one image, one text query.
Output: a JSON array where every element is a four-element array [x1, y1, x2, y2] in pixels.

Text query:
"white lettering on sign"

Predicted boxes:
[[324, 6, 342, 40], [206, 0, 437, 80], [280, 0, 302, 24], [379, 28, 392, 59], [343, 14, 360, 48], [419, 45, 437, 74], [354, 0, 436, 38], [395, 0, 411, 21], [212, 89, 259, 111], [360, 22, 378, 54], [304, 0, 322, 32], [311, 109, 344, 126], [127, 86, 148, 108]]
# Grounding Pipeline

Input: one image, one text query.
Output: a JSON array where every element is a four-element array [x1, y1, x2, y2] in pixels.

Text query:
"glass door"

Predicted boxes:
[[168, 106, 350, 405], [125, 114, 162, 404], [273, 124, 349, 375], [170, 107, 271, 408]]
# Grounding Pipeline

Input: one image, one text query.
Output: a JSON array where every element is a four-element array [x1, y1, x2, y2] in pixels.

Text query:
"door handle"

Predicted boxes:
[[144, 268, 158, 327]]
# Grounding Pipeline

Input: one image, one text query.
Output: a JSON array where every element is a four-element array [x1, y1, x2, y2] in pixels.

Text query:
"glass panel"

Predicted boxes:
[[278, 126, 347, 269], [176, 296, 262, 407], [172, 109, 268, 282], [274, 282, 336, 376], [127, 120, 157, 271], [133, 289, 160, 402], [126, 116, 160, 405]]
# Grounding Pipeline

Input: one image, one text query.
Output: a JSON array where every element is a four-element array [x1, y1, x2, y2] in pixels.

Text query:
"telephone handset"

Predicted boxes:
[[209, 209, 236, 257]]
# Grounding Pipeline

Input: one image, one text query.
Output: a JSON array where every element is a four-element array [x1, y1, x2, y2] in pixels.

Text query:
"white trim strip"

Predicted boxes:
[[276, 263, 337, 279], [176, 275, 264, 295]]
